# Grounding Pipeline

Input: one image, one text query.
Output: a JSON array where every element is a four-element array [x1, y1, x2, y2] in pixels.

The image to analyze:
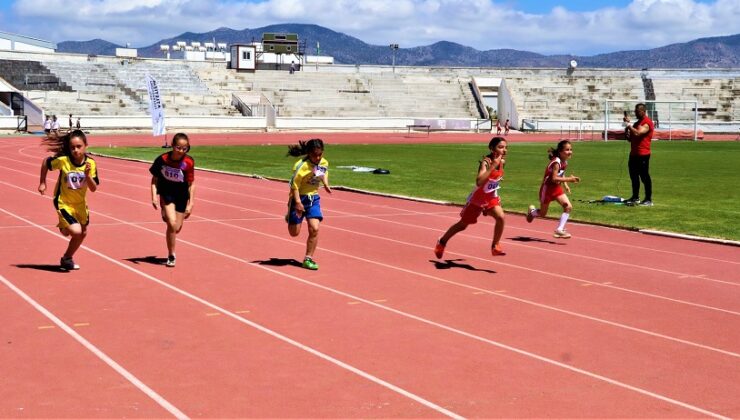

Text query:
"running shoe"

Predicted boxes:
[[60, 256, 80, 271], [302, 257, 319, 270], [553, 229, 572, 239], [491, 244, 506, 256], [166, 255, 176, 268], [639, 200, 653, 207], [434, 240, 445, 259], [526, 205, 536, 223]]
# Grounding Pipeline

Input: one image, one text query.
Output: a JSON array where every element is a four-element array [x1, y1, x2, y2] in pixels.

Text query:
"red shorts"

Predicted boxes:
[[459, 197, 501, 225], [540, 183, 564, 204]]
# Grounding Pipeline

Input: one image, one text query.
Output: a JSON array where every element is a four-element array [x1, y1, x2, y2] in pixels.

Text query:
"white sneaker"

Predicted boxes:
[[553, 229, 572, 239], [165, 255, 176, 267]]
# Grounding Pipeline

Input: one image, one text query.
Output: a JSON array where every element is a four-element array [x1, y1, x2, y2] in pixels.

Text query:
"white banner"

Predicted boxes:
[[145, 74, 166, 137]]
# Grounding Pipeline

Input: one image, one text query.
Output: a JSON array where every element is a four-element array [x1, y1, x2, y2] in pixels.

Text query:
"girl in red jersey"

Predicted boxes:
[[149, 133, 196, 267], [434, 137, 508, 259], [526, 140, 580, 239]]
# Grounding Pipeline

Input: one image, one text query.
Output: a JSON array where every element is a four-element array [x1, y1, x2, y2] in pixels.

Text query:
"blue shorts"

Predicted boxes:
[[287, 194, 323, 224]]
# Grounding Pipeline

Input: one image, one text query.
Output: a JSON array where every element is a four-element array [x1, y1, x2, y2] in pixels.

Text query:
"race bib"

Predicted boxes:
[[313, 165, 327, 177], [65, 171, 86, 190], [161, 166, 185, 182], [483, 179, 500, 194]]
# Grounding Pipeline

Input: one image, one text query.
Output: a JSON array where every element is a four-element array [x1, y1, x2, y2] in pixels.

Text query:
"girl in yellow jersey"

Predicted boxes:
[[38, 130, 99, 271], [286, 139, 331, 270]]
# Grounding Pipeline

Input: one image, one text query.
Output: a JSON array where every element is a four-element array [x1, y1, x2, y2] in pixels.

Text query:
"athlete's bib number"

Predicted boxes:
[[161, 166, 185, 182], [65, 171, 85, 190], [483, 179, 500, 195]]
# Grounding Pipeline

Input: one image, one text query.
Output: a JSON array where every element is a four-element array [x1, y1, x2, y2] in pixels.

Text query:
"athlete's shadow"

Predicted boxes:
[[509, 235, 563, 245], [430, 259, 496, 274], [252, 257, 303, 268], [13, 264, 67, 273], [125, 256, 168, 266]]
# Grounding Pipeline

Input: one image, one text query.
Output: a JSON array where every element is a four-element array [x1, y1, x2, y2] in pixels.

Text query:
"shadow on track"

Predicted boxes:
[[125, 256, 168, 266], [13, 264, 68, 273], [252, 257, 303, 268], [430, 259, 496, 274]]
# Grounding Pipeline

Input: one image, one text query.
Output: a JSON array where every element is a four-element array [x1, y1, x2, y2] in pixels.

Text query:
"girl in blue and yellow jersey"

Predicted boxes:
[[150, 133, 196, 268], [286, 139, 332, 270], [434, 137, 508, 259], [38, 130, 99, 271]]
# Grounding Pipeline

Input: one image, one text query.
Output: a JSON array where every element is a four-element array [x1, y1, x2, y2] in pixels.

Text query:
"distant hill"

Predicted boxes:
[[57, 39, 122, 56], [58, 24, 740, 68]]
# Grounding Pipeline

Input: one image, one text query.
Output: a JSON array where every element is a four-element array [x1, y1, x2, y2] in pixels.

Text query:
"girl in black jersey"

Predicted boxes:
[[149, 133, 195, 267]]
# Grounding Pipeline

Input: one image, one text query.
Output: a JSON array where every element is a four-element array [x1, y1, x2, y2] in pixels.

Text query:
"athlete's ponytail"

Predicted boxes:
[[287, 138, 324, 157]]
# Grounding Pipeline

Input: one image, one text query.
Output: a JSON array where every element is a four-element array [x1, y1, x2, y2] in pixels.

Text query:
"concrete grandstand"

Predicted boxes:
[[0, 48, 738, 134]]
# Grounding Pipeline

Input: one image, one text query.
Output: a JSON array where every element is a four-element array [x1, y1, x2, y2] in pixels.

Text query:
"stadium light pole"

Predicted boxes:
[[389, 43, 399, 73]]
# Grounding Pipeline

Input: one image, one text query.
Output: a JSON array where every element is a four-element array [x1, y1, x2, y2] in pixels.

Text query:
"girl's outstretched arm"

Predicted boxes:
[[150, 176, 159, 209], [185, 182, 195, 218], [322, 172, 332, 194], [38, 158, 49, 195], [84, 162, 97, 192]]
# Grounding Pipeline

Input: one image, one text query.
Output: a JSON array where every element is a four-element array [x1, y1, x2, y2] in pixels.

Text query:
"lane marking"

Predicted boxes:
[[0, 208, 464, 419], [3, 179, 739, 359], [5, 205, 731, 419], [0, 273, 188, 419], [37, 325, 55, 330], [73, 322, 90, 327]]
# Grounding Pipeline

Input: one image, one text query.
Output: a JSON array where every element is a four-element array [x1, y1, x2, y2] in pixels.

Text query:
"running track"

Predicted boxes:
[[1, 135, 738, 418]]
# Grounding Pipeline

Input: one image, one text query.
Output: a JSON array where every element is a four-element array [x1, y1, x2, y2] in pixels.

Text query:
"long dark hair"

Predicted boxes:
[[287, 138, 324, 157], [548, 140, 571, 160], [41, 130, 87, 157]]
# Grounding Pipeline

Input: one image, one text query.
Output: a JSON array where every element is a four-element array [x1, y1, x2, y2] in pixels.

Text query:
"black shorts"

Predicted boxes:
[[161, 191, 189, 213]]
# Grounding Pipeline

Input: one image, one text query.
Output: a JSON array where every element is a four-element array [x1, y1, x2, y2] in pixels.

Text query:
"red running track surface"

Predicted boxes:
[[1, 135, 738, 418]]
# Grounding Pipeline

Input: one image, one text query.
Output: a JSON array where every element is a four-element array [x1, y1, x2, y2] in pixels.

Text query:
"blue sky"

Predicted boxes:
[[0, 0, 736, 55]]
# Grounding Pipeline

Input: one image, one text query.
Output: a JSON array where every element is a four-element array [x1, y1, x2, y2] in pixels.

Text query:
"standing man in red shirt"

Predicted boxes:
[[623, 103, 654, 206]]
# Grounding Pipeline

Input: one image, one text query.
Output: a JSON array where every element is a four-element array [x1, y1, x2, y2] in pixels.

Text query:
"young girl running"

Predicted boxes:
[[149, 133, 195, 268], [526, 140, 580, 238], [286, 138, 331, 270], [38, 130, 99, 271], [434, 137, 507, 259]]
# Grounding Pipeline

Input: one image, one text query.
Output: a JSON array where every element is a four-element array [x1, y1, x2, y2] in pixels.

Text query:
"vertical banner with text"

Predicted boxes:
[[145, 74, 166, 137]]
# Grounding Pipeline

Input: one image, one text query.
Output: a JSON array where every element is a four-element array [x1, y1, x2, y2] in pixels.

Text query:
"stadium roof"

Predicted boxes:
[[0, 30, 56, 50]]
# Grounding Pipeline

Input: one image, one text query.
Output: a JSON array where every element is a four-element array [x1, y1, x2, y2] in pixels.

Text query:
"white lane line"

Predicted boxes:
[[0, 207, 463, 419], [2, 177, 739, 354], [7, 204, 730, 419], [0, 273, 188, 420]]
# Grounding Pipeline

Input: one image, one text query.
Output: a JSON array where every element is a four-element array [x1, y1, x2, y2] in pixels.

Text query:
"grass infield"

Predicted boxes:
[[91, 140, 740, 242]]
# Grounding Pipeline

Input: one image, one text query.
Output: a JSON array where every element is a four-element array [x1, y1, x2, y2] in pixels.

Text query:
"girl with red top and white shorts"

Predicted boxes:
[[526, 140, 580, 238], [435, 137, 508, 258]]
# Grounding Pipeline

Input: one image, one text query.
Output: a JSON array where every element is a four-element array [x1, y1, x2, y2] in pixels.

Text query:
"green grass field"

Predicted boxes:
[[90, 140, 740, 241]]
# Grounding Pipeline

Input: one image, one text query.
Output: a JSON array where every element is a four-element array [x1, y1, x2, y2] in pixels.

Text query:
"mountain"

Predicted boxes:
[[57, 24, 740, 68], [57, 39, 122, 56]]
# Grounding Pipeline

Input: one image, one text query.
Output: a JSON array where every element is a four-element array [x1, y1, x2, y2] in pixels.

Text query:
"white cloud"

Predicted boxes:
[[5, 0, 740, 55]]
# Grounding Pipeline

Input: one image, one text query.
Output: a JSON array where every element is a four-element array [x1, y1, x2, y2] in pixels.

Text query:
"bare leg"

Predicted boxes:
[[162, 202, 183, 256], [62, 224, 87, 258], [439, 220, 468, 245], [489, 206, 505, 247], [305, 218, 321, 257]]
